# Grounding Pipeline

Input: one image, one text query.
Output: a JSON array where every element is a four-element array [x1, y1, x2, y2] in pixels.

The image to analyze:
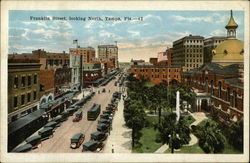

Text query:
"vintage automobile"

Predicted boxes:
[[97, 123, 110, 133], [66, 107, 79, 116], [12, 144, 32, 153], [87, 104, 101, 121], [102, 110, 113, 115], [90, 131, 108, 142], [73, 110, 83, 122], [38, 127, 53, 140], [25, 135, 42, 149], [82, 141, 104, 152], [53, 115, 63, 124], [44, 121, 58, 129], [60, 110, 69, 121], [100, 113, 113, 120], [98, 118, 111, 125], [70, 133, 85, 149]]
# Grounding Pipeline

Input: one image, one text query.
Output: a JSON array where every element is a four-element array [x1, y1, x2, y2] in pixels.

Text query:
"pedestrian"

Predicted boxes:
[[112, 144, 114, 153]]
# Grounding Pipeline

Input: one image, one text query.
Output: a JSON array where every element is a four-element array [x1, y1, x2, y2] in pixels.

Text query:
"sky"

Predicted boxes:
[[9, 10, 244, 62]]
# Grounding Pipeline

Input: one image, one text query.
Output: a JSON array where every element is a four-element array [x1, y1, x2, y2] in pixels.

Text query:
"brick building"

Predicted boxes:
[[8, 59, 41, 123], [182, 63, 243, 123], [149, 58, 158, 65], [172, 35, 204, 72], [82, 63, 103, 87], [54, 66, 71, 96], [130, 65, 182, 85], [98, 45, 119, 68], [69, 46, 96, 64]]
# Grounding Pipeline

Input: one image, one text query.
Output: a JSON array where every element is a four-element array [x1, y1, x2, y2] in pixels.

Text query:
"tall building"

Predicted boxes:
[[211, 10, 244, 66], [8, 59, 41, 123], [69, 46, 96, 64], [204, 37, 226, 63], [69, 53, 82, 91], [172, 35, 204, 72], [98, 45, 119, 68]]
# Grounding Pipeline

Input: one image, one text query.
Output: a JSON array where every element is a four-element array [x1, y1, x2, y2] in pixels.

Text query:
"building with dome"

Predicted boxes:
[[211, 10, 244, 66], [181, 10, 244, 124]]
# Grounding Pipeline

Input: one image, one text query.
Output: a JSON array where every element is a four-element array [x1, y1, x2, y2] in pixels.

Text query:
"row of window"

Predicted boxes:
[[186, 49, 203, 53], [184, 45, 203, 48], [186, 64, 201, 68], [140, 74, 179, 79], [46, 59, 69, 66], [186, 59, 202, 63], [13, 91, 37, 108], [185, 40, 203, 43], [13, 75, 37, 89], [186, 54, 203, 58]]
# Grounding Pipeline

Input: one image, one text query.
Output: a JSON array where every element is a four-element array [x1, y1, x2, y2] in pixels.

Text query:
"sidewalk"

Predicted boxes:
[[103, 97, 132, 153]]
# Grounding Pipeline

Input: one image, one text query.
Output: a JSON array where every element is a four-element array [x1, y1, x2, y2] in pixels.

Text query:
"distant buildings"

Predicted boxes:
[[69, 46, 96, 64], [172, 35, 204, 72], [8, 59, 41, 123], [98, 45, 119, 69], [204, 37, 226, 63]]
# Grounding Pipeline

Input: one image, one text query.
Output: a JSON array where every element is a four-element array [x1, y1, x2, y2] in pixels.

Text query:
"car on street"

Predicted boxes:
[[91, 131, 108, 142], [25, 135, 42, 149], [82, 141, 104, 152], [60, 110, 69, 121], [12, 144, 32, 153], [70, 133, 85, 149], [73, 110, 83, 122], [87, 103, 101, 121], [38, 127, 53, 140], [44, 121, 58, 129], [98, 118, 111, 125], [97, 123, 110, 133], [66, 107, 78, 116]]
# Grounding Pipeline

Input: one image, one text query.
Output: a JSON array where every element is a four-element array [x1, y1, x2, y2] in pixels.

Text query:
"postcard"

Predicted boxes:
[[1, 0, 249, 162]]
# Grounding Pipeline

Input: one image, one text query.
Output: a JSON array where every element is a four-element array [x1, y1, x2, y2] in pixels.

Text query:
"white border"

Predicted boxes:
[[1, 0, 249, 162]]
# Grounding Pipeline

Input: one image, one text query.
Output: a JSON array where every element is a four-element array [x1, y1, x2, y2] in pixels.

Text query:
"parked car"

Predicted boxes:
[[53, 115, 63, 124], [12, 144, 32, 153], [70, 133, 85, 149], [25, 135, 42, 149], [97, 123, 110, 133], [67, 107, 78, 116], [38, 127, 53, 140], [98, 118, 111, 125], [60, 110, 69, 121], [82, 141, 104, 152], [73, 110, 83, 122], [100, 113, 113, 120], [91, 131, 108, 142], [44, 121, 57, 129]]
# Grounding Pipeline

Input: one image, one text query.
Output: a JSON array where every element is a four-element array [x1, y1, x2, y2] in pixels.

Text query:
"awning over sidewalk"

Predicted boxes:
[[8, 109, 45, 135]]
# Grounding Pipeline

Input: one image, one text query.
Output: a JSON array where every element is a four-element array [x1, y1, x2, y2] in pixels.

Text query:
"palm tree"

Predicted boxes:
[[158, 112, 191, 153]]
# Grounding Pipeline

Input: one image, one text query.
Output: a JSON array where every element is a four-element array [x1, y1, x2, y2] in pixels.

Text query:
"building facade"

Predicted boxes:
[[98, 45, 119, 68], [204, 37, 226, 63], [69, 46, 96, 64], [172, 35, 204, 72], [82, 63, 103, 87], [54, 66, 71, 97], [8, 60, 41, 123], [70, 53, 82, 91], [130, 65, 182, 85]]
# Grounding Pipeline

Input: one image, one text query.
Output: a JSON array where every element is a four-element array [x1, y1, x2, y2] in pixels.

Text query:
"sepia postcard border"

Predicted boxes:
[[1, 0, 249, 162]]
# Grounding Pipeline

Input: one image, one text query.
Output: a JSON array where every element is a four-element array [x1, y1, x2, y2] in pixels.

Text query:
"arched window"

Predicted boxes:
[[226, 88, 230, 102], [218, 81, 222, 98], [210, 80, 214, 95], [233, 91, 238, 108]]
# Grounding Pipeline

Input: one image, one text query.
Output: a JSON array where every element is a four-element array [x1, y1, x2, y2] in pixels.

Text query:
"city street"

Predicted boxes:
[[29, 78, 120, 153]]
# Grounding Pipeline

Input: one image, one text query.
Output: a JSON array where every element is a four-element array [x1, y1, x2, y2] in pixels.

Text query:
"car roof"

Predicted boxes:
[[25, 135, 41, 142], [12, 143, 32, 152], [39, 127, 53, 133], [71, 133, 84, 140]]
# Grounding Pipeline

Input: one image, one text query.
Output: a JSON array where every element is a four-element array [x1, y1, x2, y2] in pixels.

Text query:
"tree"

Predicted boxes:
[[124, 100, 146, 148], [157, 112, 191, 153], [194, 119, 226, 153], [227, 120, 243, 152]]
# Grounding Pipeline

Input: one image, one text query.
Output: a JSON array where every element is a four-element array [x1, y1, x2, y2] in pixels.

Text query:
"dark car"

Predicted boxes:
[[91, 131, 108, 142], [38, 127, 53, 140], [102, 110, 113, 115], [12, 144, 32, 153], [53, 115, 63, 126], [97, 123, 110, 133], [44, 121, 58, 129], [70, 133, 85, 149], [25, 135, 42, 149], [73, 110, 83, 122], [98, 118, 111, 125], [100, 113, 112, 120], [82, 141, 104, 152], [67, 107, 78, 116], [60, 110, 69, 121]]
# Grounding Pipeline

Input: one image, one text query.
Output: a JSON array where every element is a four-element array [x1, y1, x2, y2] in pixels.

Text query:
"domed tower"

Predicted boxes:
[[225, 10, 238, 39], [211, 10, 244, 66]]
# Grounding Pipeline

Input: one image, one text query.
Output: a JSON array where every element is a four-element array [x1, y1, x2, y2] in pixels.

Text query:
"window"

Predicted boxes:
[[218, 82, 222, 98], [27, 93, 31, 103], [33, 91, 37, 100], [14, 77, 18, 89], [21, 76, 25, 87], [210, 80, 214, 95], [14, 96, 18, 108], [226, 88, 230, 102], [34, 75, 37, 84], [21, 94, 25, 105], [233, 91, 238, 108], [28, 76, 31, 86]]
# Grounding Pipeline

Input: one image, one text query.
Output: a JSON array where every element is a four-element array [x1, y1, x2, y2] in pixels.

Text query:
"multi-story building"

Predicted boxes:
[[204, 37, 226, 63], [92, 60, 115, 75], [69, 46, 96, 64], [157, 51, 168, 62], [54, 66, 71, 97], [130, 65, 182, 85], [82, 63, 103, 87], [166, 48, 174, 66], [98, 45, 119, 68], [172, 35, 204, 72], [70, 53, 83, 91], [8, 59, 41, 123]]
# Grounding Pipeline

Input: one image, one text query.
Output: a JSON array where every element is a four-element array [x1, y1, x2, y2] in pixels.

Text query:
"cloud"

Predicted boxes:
[[172, 15, 213, 23], [144, 14, 162, 21], [210, 29, 226, 36], [128, 30, 140, 37], [99, 30, 115, 38], [22, 19, 72, 30]]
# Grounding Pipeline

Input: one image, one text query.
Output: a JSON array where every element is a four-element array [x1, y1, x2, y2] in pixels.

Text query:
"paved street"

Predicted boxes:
[[29, 78, 120, 153]]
